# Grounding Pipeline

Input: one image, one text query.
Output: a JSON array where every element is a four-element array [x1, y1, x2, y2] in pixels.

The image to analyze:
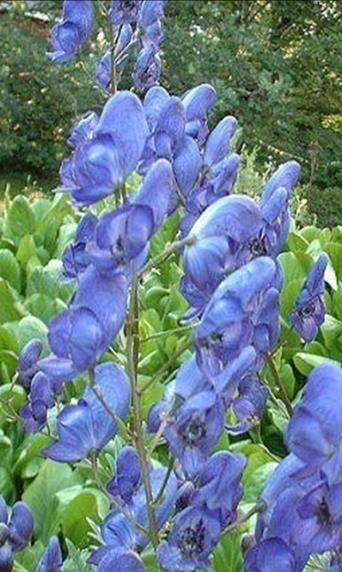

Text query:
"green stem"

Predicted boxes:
[[139, 235, 196, 278], [109, 23, 117, 95], [138, 338, 190, 395], [153, 457, 174, 506], [266, 353, 293, 417], [140, 323, 195, 343], [127, 261, 160, 548], [221, 500, 267, 537], [89, 370, 130, 440]]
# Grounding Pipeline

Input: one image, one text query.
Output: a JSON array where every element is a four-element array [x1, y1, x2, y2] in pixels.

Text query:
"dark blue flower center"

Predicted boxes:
[[248, 236, 268, 258], [178, 519, 205, 557], [298, 299, 318, 318], [317, 497, 331, 527], [183, 417, 206, 445]]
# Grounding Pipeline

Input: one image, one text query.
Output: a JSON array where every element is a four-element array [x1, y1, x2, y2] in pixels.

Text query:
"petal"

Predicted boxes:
[[204, 116, 238, 166]]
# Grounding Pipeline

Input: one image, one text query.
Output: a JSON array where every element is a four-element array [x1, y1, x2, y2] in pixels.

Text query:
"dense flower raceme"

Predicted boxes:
[[0, 496, 33, 570], [291, 253, 328, 342], [245, 364, 342, 571], [47, 0, 94, 64]]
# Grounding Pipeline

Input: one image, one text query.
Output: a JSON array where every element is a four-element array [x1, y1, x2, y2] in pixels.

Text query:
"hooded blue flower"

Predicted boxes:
[[58, 92, 149, 206], [36, 536, 63, 572], [41, 267, 129, 379], [285, 363, 342, 482], [109, 0, 142, 26], [0, 499, 34, 553], [182, 84, 217, 145], [139, 0, 165, 48], [226, 374, 268, 435], [244, 538, 298, 572], [90, 453, 177, 567], [62, 213, 98, 281], [158, 507, 221, 571], [20, 371, 55, 433], [43, 362, 131, 463], [47, 0, 94, 64], [97, 25, 133, 91], [17, 338, 43, 389], [291, 253, 328, 342], [193, 256, 280, 376], [133, 45, 161, 91], [87, 159, 173, 273], [181, 195, 263, 317], [192, 451, 246, 528], [67, 111, 98, 149], [0, 546, 13, 572]]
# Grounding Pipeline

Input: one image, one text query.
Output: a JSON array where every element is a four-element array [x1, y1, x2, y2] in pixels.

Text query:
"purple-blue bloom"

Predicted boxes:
[[158, 507, 221, 571], [245, 538, 298, 572], [182, 84, 217, 145], [58, 92, 149, 206], [62, 213, 98, 281], [133, 45, 161, 91], [193, 256, 280, 376], [226, 374, 268, 435], [109, 0, 142, 26], [36, 536, 63, 572], [47, 0, 94, 64], [291, 253, 328, 342], [20, 371, 55, 433], [67, 111, 98, 149], [97, 24, 133, 91], [43, 362, 131, 463], [17, 338, 43, 389], [0, 546, 13, 572]]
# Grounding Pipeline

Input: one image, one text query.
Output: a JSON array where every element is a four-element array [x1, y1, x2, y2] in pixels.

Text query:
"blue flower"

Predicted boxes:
[[107, 446, 141, 503], [109, 0, 142, 26], [97, 25, 133, 91], [67, 111, 98, 149], [62, 213, 98, 281], [47, 0, 94, 64], [42, 267, 129, 377], [5, 501, 34, 552], [17, 338, 43, 389], [133, 45, 161, 91], [0, 546, 13, 572], [58, 92, 149, 206], [43, 362, 131, 463], [192, 451, 246, 528], [244, 538, 298, 572], [193, 257, 280, 376], [158, 507, 221, 571], [291, 253, 328, 342], [36, 536, 63, 572], [182, 84, 217, 145], [20, 371, 55, 433], [139, 0, 165, 48], [87, 159, 173, 273], [226, 374, 268, 435], [285, 363, 342, 482]]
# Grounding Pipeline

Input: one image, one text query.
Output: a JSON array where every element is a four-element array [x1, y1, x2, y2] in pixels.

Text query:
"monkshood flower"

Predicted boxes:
[[97, 24, 133, 91], [0, 496, 33, 554], [244, 538, 298, 572], [40, 267, 129, 380], [0, 546, 13, 572], [192, 451, 246, 529], [47, 0, 94, 64], [58, 92, 149, 206], [225, 374, 268, 435], [193, 256, 280, 376], [291, 253, 328, 342], [182, 84, 217, 145], [139, 0, 165, 48], [86, 159, 173, 274], [285, 363, 342, 482], [109, 0, 142, 27], [62, 213, 98, 281], [158, 507, 221, 571], [90, 452, 178, 568], [20, 372, 55, 433], [43, 362, 130, 463], [67, 111, 98, 149], [36, 536, 63, 572], [17, 338, 43, 389], [133, 45, 161, 91], [181, 194, 263, 318]]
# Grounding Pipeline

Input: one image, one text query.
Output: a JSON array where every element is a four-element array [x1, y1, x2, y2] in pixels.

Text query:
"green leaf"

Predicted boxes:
[[16, 235, 37, 267], [0, 249, 21, 290], [0, 278, 26, 323], [0, 324, 19, 353], [22, 460, 77, 542], [0, 351, 18, 379], [17, 316, 48, 352], [211, 532, 243, 572], [5, 195, 36, 240], [293, 352, 339, 376], [59, 488, 109, 548], [63, 539, 93, 572], [25, 294, 66, 325], [287, 232, 309, 253]]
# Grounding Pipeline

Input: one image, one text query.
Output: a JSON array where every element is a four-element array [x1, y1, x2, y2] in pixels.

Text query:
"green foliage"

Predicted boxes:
[[310, 186, 342, 228]]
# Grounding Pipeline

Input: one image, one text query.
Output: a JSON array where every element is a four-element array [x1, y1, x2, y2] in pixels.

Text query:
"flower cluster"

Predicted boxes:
[[245, 364, 342, 571], [12, 1, 335, 570], [0, 496, 33, 571]]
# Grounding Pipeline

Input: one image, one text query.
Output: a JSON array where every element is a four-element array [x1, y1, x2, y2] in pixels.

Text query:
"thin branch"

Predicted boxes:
[[266, 354, 293, 417], [139, 235, 196, 278], [221, 500, 267, 537]]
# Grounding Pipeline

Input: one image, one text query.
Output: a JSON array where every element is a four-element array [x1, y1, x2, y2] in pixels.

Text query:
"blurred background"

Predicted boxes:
[[0, 0, 341, 226]]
